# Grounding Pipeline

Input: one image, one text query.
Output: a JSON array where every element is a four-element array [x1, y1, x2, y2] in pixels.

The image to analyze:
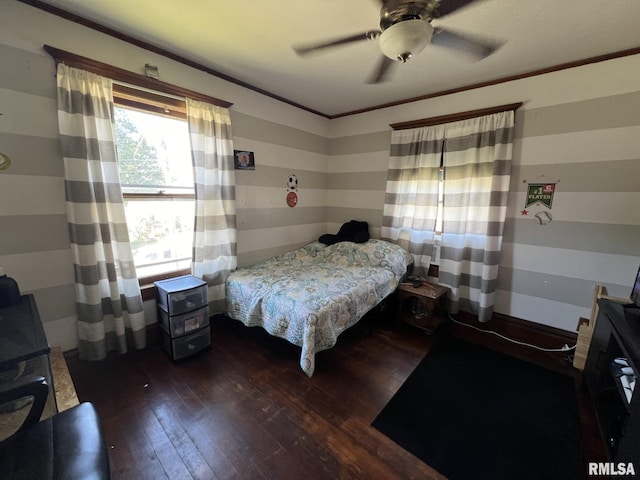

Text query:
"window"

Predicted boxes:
[[113, 96, 194, 280], [431, 165, 445, 269]]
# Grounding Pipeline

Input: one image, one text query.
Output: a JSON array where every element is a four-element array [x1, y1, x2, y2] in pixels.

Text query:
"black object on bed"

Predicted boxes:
[[319, 220, 370, 246]]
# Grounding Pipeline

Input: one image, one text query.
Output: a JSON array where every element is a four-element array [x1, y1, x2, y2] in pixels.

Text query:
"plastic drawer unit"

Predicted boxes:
[[162, 324, 211, 361], [155, 275, 208, 316], [154, 275, 211, 360], [158, 307, 210, 338]]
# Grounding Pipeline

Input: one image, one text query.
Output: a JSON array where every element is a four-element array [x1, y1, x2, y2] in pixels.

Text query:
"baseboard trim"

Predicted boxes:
[[448, 311, 579, 374], [455, 310, 577, 344]]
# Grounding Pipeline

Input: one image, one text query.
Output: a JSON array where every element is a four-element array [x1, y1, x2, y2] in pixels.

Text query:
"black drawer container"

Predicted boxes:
[[162, 326, 211, 360], [155, 275, 210, 360], [155, 275, 207, 316]]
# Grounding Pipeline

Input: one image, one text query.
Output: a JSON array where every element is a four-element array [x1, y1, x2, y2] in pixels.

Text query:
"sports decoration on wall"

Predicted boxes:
[[521, 176, 559, 225], [533, 210, 553, 225], [1, 112, 12, 171], [286, 174, 298, 208], [525, 183, 556, 209], [0, 152, 10, 171]]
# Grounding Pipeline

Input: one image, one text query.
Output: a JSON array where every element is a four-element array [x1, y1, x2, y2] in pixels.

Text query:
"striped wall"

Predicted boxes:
[[0, 41, 78, 350], [2, 0, 639, 354], [327, 56, 640, 332], [0, 2, 331, 351], [231, 112, 329, 267]]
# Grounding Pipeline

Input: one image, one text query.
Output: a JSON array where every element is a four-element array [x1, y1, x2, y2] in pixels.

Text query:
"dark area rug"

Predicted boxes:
[[372, 335, 584, 480]]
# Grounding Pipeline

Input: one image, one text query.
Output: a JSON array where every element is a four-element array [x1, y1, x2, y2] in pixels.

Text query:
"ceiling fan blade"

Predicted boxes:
[[293, 31, 380, 56], [431, 0, 485, 18], [366, 56, 396, 84], [431, 27, 503, 60]]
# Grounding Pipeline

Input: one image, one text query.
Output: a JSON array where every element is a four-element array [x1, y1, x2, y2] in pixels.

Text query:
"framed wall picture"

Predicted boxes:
[[234, 150, 255, 170]]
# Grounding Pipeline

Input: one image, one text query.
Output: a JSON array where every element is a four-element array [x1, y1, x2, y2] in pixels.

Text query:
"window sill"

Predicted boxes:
[[139, 268, 190, 302]]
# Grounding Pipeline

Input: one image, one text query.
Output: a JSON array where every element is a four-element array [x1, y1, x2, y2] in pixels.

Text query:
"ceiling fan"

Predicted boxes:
[[293, 0, 502, 83]]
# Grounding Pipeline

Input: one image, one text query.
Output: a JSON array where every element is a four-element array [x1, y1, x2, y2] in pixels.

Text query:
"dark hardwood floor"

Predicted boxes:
[[66, 308, 606, 480]]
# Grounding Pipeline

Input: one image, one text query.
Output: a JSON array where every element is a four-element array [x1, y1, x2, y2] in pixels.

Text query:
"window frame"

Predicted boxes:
[[43, 46, 233, 299], [113, 84, 187, 120], [389, 102, 523, 279], [113, 88, 194, 292]]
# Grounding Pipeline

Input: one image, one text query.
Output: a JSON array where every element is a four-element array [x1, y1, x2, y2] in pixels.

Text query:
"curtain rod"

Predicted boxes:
[[390, 102, 523, 130], [43, 44, 233, 109]]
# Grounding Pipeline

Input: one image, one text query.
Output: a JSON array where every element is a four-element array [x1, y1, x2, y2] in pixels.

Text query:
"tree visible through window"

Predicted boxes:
[[114, 106, 194, 279], [115, 110, 164, 187]]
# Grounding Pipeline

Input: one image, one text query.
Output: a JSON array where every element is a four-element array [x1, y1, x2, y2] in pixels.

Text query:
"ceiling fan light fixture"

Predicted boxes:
[[379, 19, 433, 62]]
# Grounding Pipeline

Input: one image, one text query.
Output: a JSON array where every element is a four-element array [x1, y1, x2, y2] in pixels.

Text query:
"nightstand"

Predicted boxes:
[[396, 282, 449, 334]]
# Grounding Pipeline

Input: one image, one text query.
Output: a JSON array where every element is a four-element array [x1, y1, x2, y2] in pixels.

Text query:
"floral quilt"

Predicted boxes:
[[225, 239, 412, 376]]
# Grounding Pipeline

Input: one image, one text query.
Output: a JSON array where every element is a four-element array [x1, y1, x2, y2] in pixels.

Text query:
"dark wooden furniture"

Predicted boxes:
[[0, 294, 56, 411], [584, 299, 640, 464], [396, 282, 449, 334], [0, 375, 110, 479]]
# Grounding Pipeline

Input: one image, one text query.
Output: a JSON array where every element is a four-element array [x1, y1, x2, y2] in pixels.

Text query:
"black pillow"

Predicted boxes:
[[319, 220, 370, 245]]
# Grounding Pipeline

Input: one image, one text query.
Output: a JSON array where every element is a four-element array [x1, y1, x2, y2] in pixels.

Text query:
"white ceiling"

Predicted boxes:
[[37, 0, 640, 117]]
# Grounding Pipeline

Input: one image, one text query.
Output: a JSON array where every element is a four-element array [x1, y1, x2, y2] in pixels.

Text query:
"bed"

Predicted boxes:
[[225, 239, 412, 376]]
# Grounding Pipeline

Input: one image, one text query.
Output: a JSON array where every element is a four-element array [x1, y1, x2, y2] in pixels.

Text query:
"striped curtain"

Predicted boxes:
[[56, 64, 146, 360], [186, 98, 237, 312], [439, 111, 514, 322], [381, 126, 443, 277]]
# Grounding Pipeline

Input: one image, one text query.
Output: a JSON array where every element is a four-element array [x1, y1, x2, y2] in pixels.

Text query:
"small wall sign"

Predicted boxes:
[[525, 183, 556, 209], [521, 178, 558, 225], [234, 150, 255, 170]]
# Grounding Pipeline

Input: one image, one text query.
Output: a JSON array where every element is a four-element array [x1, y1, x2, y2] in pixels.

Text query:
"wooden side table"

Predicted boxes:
[[396, 282, 449, 334]]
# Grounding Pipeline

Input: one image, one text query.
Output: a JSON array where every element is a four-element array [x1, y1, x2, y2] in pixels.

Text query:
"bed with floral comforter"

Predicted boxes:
[[225, 239, 412, 377]]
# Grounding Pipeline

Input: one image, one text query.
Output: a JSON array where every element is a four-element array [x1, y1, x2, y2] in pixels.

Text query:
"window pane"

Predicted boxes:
[[435, 167, 445, 234], [114, 107, 193, 194], [125, 198, 194, 277], [114, 104, 194, 278]]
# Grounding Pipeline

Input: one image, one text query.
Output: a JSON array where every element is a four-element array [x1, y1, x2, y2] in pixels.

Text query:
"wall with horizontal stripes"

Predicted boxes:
[[0, 2, 330, 351], [327, 54, 640, 332], [2, 1, 638, 354], [231, 112, 328, 267]]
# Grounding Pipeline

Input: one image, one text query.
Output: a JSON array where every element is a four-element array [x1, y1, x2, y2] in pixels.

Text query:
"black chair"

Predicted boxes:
[[0, 375, 110, 479]]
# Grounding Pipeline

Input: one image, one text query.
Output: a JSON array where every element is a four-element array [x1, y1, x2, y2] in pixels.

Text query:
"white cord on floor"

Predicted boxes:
[[448, 313, 577, 353]]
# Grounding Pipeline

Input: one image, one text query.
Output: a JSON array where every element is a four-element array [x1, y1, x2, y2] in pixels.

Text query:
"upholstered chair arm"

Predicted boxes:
[[0, 375, 48, 431]]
